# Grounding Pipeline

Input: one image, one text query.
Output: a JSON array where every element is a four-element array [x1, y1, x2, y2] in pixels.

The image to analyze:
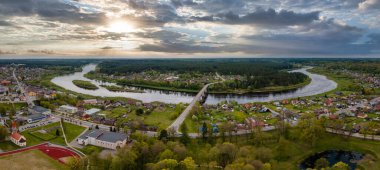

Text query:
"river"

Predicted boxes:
[[51, 64, 337, 104]]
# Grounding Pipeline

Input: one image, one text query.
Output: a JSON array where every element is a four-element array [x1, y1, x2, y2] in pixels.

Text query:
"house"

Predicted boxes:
[[370, 97, 380, 106], [83, 99, 98, 105], [1, 80, 11, 86], [0, 85, 7, 96], [77, 130, 128, 150], [357, 113, 368, 119], [58, 105, 78, 114], [325, 98, 333, 106], [10, 132, 26, 147], [28, 106, 51, 115]]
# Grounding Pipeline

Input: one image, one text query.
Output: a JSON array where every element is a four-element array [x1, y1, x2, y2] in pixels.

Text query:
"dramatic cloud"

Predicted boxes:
[[213, 8, 320, 27], [359, 0, 380, 10], [0, 0, 106, 24], [0, 0, 379, 56]]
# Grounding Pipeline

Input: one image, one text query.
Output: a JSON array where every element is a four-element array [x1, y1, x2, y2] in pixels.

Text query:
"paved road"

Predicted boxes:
[[12, 68, 34, 107], [168, 73, 225, 133], [168, 83, 212, 133]]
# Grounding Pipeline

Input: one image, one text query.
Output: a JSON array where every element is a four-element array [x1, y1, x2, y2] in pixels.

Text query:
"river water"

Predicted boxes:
[[51, 64, 337, 104]]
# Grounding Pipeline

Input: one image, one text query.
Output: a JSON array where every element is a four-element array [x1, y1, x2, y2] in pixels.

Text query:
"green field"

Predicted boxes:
[[72, 80, 98, 90], [63, 122, 87, 142], [0, 141, 20, 151], [21, 122, 86, 146], [100, 105, 182, 130]]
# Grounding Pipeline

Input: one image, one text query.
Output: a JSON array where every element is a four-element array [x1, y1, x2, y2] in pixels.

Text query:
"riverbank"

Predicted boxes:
[[51, 64, 337, 104], [85, 73, 312, 94], [100, 85, 144, 93]]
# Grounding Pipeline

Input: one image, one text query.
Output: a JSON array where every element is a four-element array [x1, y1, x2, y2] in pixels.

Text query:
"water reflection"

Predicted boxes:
[[51, 64, 337, 104]]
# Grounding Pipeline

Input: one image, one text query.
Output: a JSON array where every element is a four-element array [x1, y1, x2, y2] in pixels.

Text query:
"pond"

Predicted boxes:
[[51, 64, 337, 104], [300, 150, 364, 170]]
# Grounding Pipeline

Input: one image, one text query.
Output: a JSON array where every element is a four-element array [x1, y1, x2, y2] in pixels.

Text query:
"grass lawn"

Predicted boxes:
[[0, 141, 20, 151], [21, 122, 65, 146], [62, 122, 87, 142], [144, 108, 179, 130], [0, 149, 68, 170], [21, 122, 86, 146], [77, 145, 104, 155], [103, 106, 180, 130]]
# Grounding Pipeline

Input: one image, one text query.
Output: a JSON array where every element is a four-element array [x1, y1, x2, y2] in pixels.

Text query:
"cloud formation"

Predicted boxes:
[[0, 0, 379, 56]]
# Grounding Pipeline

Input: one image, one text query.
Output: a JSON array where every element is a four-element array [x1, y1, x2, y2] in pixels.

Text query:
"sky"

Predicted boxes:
[[0, 0, 380, 58]]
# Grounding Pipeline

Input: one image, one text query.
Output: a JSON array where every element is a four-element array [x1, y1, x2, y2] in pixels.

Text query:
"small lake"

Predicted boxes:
[[51, 64, 337, 104], [300, 150, 364, 170]]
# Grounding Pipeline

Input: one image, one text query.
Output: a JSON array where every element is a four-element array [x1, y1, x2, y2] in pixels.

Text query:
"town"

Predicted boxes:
[[0, 59, 379, 170]]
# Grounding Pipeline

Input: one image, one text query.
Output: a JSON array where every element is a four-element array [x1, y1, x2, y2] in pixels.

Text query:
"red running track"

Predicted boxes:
[[0, 143, 80, 164]]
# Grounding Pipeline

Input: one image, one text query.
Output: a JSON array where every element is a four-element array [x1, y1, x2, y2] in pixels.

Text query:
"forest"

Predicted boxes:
[[96, 59, 309, 92]]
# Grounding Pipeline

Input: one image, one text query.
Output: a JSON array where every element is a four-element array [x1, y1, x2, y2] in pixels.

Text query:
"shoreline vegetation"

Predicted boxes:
[[99, 85, 144, 93], [72, 80, 98, 90], [85, 72, 312, 94]]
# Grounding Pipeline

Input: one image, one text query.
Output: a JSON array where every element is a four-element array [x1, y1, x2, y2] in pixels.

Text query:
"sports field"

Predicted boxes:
[[0, 149, 68, 170]]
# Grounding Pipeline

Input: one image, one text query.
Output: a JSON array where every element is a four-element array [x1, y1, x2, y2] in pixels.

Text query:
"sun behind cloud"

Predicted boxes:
[[103, 20, 136, 33]]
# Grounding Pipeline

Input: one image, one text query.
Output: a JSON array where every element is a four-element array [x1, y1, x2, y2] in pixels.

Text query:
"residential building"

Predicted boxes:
[[58, 105, 78, 114], [83, 99, 98, 105], [10, 132, 26, 147], [28, 106, 51, 115], [77, 130, 128, 150], [85, 108, 101, 115]]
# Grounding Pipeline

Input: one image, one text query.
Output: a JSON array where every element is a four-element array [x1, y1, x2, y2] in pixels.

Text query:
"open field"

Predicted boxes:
[[62, 122, 87, 142], [0, 149, 68, 170], [21, 122, 86, 146]]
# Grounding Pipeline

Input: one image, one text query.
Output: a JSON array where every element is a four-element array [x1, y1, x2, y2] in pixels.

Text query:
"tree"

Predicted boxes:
[[297, 112, 324, 146], [159, 149, 176, 160], [95, 125, 99, 129], [55, 129, 60, 136], [136, 108, 144, 116], [332, 161, 349, 170], [211, 142, 237, 167], [158, 129, 168, 141], [368, 121, 379, 140], [0, 126, 8, 141], [360, 123, 370, 140], [262, 163, 272, 170], [180, 124, 190, 146], [314, 157, 329, 169], [179, 157, 197, 170], [153, 159, 178, 170]]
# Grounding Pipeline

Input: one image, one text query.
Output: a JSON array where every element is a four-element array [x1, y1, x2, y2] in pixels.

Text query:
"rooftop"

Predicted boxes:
[[79, 130, 128, 143]]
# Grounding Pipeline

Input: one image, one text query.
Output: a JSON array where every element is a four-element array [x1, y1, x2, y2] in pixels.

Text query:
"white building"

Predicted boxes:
[[58, 105, 78, 114], [77, 130, 128, 150], [85, 108, 101, 115], [83, 99, 98, 105], [10, 132, 26, 147]]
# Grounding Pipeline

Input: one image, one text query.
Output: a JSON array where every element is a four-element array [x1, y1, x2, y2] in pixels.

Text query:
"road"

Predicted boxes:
[[167, 83, 212, 133], [168, 73, 226, 133], [12, 68, 34, 107]]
